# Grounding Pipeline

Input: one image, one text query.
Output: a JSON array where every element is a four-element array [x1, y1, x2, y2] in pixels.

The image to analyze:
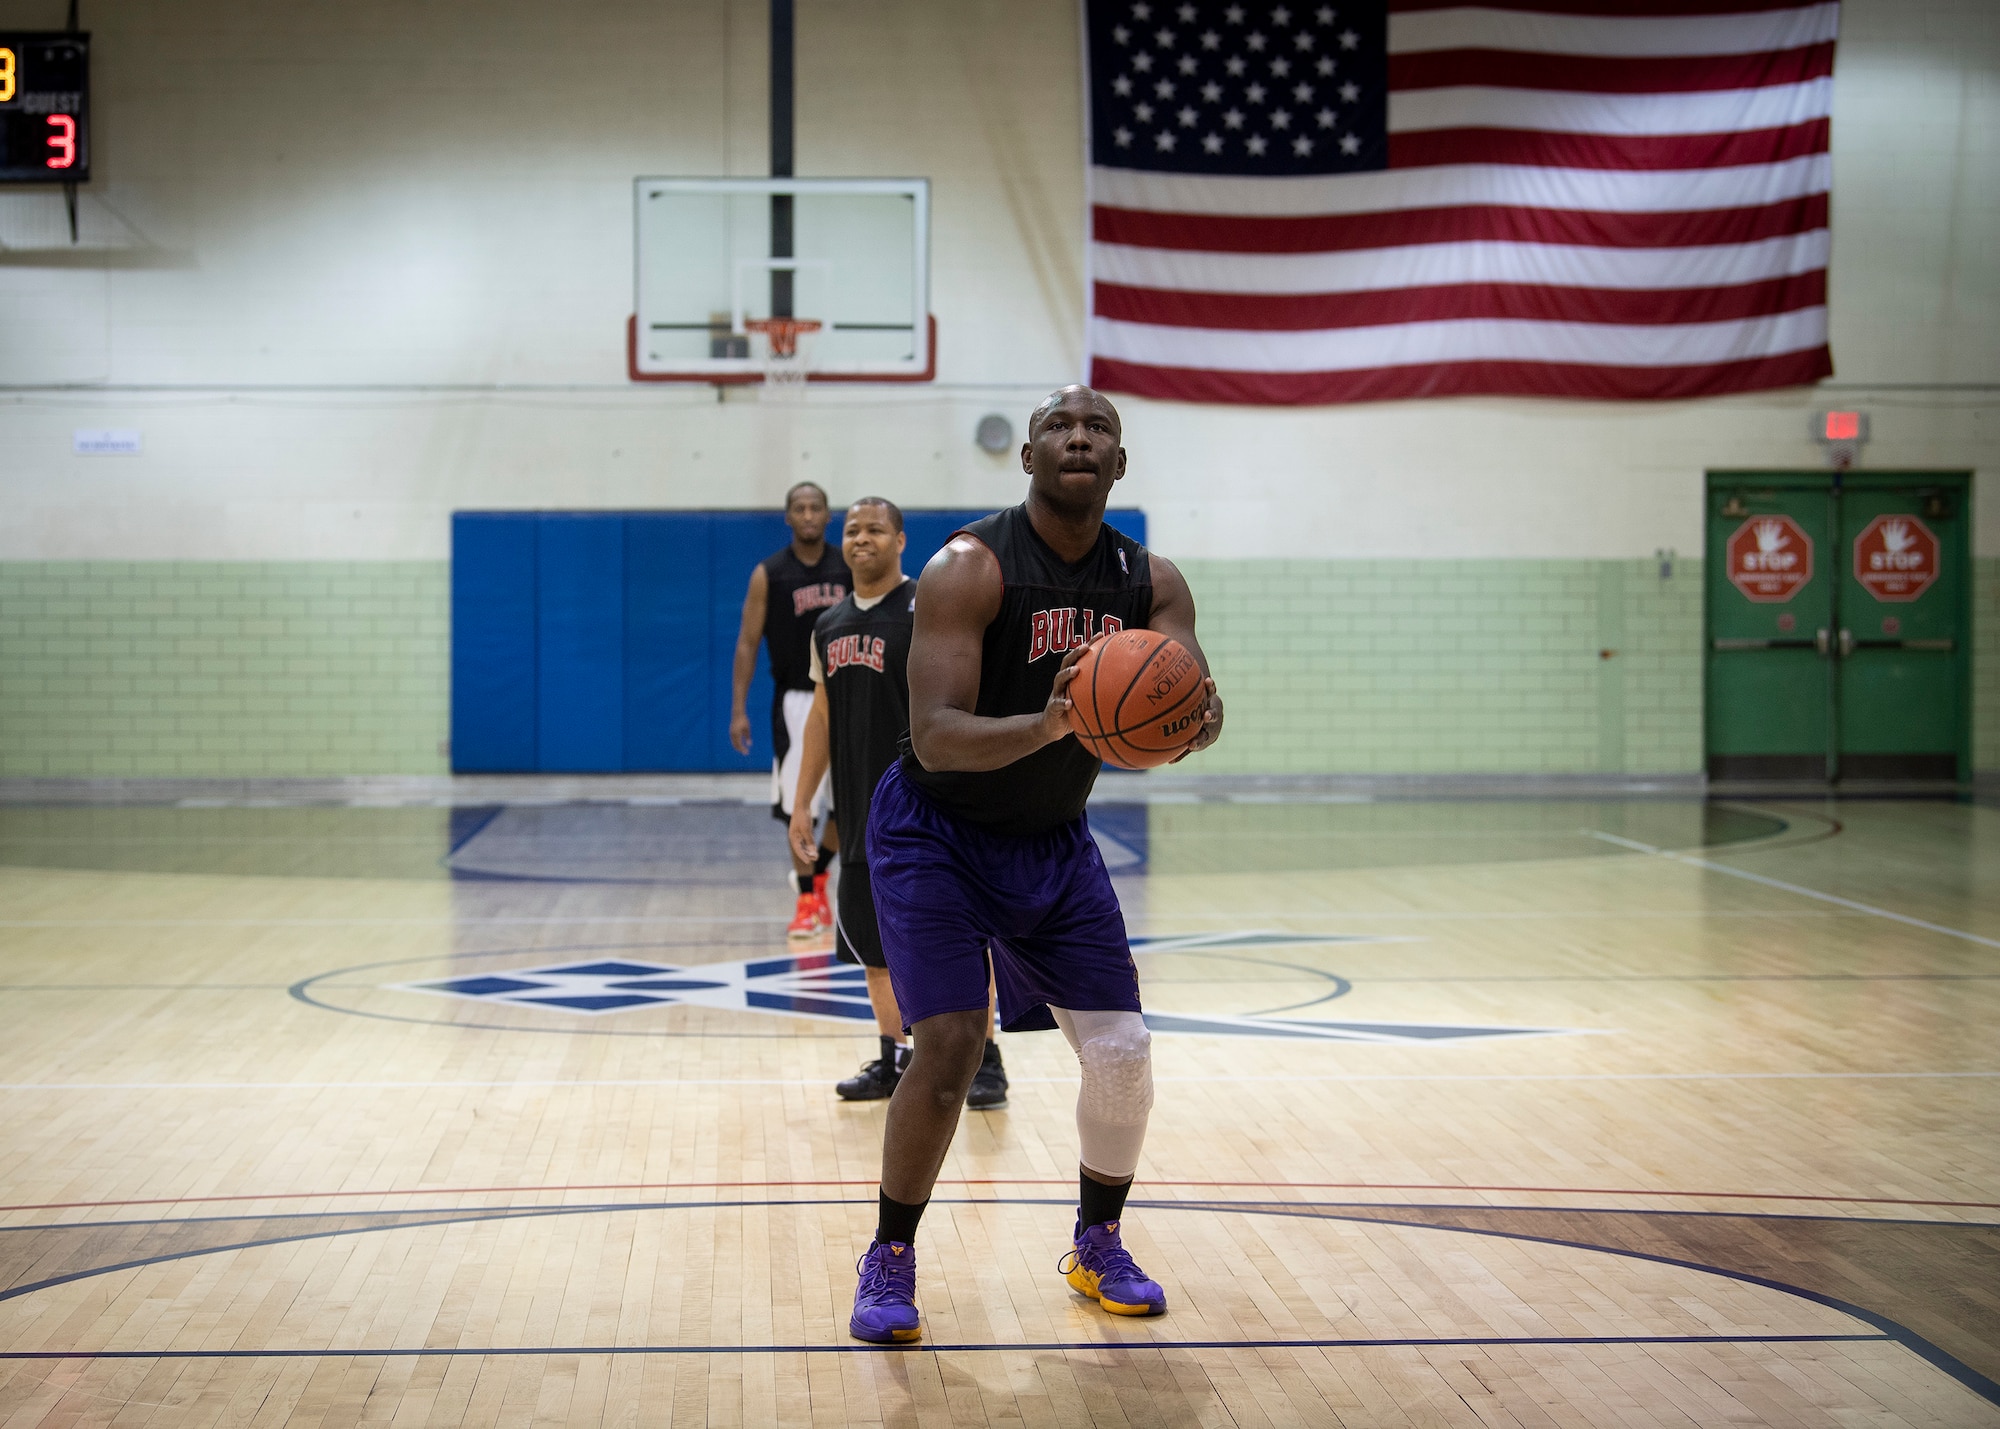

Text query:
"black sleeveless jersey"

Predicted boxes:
[[760, 545, 851, 692], [811, 578, 916, 865], [901, 504, 1153, 835]]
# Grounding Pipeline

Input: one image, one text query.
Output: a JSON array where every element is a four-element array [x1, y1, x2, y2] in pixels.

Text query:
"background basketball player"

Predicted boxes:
[[789, 498, 1009, 1109], [847, 385, 1222, 1344], [731, 482, 851, 941]]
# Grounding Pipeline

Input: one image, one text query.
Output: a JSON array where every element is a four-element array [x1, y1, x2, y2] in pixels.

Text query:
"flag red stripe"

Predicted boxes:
[[1093, 194, 1826, 253], [1090, 347, 1835, 404], [1390, 0, 1824, 16], [1390, 42, 1833, 95], [1387, 120, 1828, 171], [1092, 271, 1826, 331]]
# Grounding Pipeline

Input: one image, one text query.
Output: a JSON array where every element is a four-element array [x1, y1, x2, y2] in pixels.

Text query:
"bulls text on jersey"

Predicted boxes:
[[825, 633, 888, 675], [792, 582, 847, 618], [1027, 608, 1125, 662]]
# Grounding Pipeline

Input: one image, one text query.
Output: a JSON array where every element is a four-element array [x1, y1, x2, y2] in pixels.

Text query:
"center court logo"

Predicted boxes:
[[394, 931, 1585, 1044]]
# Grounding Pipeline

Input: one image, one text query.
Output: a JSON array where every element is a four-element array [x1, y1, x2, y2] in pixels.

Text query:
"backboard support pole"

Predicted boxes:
[[769, 0, 794, 319]]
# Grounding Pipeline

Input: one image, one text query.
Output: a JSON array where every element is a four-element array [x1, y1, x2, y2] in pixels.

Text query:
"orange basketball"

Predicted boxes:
[[1067, 629, 1209, 769]]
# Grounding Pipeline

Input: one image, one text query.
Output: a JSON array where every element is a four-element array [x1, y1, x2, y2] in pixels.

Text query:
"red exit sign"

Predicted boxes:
[[1813, 409, 1870, 445]]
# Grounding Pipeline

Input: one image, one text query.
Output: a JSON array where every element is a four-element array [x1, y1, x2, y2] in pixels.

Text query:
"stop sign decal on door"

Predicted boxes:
[[1725, 515, 1813, 602], [1853, 515, 1939, 602]]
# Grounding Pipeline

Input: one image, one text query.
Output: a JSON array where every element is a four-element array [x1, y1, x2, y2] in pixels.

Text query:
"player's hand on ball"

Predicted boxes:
[[788, 807, 817, 868], [1171, 678, 1223, 761], [1042, 636, 1101, 745]]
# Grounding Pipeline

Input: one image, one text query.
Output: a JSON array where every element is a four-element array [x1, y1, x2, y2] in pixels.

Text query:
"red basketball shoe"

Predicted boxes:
[[787, 889, 825, 942]]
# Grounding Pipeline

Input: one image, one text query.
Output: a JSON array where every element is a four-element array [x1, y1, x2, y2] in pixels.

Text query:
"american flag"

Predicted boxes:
[[1084, 0, 1837, 404]]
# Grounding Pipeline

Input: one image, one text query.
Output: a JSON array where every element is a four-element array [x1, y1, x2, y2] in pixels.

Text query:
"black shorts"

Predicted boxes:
[[833, 857, 887, 969]]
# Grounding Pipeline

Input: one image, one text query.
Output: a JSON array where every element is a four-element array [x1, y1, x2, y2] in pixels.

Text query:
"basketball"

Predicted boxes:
[[1067, 630, 1209, 769]]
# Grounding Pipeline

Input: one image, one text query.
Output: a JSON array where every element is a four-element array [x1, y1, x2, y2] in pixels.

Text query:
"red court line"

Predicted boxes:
[[5, 1180, 1995, 1215]]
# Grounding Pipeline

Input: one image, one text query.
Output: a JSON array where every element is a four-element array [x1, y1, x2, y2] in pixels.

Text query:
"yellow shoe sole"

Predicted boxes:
[[1065, 1264, 1166, 1316]]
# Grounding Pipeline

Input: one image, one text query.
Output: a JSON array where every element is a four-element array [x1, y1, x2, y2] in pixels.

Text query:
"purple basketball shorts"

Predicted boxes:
[[866, 760, 1141, 1034]]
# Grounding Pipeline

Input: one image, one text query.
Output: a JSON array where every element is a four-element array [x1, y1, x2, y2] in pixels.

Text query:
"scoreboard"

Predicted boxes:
[[0, 32, 89, 183]]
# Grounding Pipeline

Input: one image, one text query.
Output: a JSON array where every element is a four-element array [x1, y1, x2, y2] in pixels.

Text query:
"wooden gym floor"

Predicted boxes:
[[0, 790, 1995, 1426]]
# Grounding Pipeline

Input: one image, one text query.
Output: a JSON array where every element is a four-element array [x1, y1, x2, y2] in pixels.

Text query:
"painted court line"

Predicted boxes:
[[1584, 830, 2000, 949], [4, 1178, 1993, 1216], [0, 915, 790, 928], [1, 1071, 1993, 1091], [0, 911, 1866, 928], [0, 1334, 1891, 1361]]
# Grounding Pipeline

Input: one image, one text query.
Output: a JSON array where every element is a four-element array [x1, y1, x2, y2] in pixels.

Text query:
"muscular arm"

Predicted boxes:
[[906, 536, 1085, 773], [788, 680, 831, 866], [1147, 553, 1225, 757], [729, 564, 768, 755]]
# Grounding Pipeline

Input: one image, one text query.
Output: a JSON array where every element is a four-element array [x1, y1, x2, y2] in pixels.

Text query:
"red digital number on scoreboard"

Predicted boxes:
[[46, 113, 76, 169]]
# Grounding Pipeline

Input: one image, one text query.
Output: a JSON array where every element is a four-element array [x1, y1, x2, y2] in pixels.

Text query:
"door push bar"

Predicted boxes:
[[1711, 631, 1953, 655]]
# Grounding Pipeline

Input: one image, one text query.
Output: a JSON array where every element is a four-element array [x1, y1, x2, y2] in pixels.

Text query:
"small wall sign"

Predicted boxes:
[[73, 429, 141, 455], [1852, 515, 1938, 603], [1725, 515, 1813, 603]]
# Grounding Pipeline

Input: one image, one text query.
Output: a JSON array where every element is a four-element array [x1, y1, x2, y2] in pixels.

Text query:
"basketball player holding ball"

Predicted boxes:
[[848, 385, 1222, 1343]]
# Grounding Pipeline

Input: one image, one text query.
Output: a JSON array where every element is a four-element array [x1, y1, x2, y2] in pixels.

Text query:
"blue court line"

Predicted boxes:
[[1361, 973, 2000, 984], [1174, 1199, 2000, 1409], [443, 806, 506, 856], [4, 1199, 1994, 1237], [0, 1334, 1890, 1361], [1, 1196, 1994, 1404]]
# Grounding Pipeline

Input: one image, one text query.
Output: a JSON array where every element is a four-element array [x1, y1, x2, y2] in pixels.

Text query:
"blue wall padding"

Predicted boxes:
[[535, 514, 626, 772], [450, 506, 1147, 773], [896, 508, 1146, 574], [624, 514, 713, 772], [450, 513, 538, 772]]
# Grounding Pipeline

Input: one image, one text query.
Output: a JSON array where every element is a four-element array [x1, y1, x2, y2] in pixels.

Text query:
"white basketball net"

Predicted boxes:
[[746, 319, 821, 402]]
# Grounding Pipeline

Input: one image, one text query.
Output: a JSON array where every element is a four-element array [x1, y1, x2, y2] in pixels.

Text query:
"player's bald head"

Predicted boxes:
[[1029, 385, 1121, 439]]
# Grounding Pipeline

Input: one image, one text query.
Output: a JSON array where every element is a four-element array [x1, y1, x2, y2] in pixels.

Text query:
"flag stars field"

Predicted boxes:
[[1095, 0, 1379, 175]]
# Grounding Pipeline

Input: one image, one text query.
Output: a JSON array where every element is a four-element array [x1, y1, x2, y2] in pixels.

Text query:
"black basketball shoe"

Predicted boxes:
[[837, 1037, 907, 1101], [966, 1039, 1008, 1110]]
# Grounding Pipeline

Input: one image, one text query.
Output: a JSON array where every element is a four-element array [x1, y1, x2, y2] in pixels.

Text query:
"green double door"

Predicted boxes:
[[1705, 471, 1970, 782]]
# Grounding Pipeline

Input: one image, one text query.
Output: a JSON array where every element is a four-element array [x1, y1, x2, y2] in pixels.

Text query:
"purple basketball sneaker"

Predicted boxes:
[[1059, 1219, 1167, 1316], [849, 1240, 921, 1343]]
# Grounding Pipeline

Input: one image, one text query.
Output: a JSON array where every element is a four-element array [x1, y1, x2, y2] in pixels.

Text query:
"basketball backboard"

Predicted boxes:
[[630, 177, 932, 383]]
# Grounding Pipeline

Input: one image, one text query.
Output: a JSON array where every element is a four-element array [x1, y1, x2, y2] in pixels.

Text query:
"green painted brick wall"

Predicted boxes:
[[0, 557, 1991, 777], [0, 562, 449, 777], [1176, 558, 1705, 775]]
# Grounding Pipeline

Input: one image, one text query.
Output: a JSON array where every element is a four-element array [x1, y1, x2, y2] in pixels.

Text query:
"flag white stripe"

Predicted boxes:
[[1391, 77, 1833, 137], [1090, 229, 1829, 295], [1388, 5, 1840, 59], [1090, 156, 1830, 218], [1089, 308, 1828, 372]]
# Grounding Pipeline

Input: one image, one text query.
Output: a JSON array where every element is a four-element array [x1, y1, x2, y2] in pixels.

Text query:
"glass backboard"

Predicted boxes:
[[631, 177, 931, 382]]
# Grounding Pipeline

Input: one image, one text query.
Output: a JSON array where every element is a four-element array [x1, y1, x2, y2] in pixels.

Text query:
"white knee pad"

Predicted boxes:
[[1051, 1008, 1154, 1180]]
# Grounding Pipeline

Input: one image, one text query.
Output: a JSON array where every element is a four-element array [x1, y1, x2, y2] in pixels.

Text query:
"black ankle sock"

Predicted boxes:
[[815, 845, 836, 875], [876, 1190, 927, 1247], [797, 872, 815, 895], [1079, 1172, 1132, 1228], [878, 1034, 900, 1069]]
